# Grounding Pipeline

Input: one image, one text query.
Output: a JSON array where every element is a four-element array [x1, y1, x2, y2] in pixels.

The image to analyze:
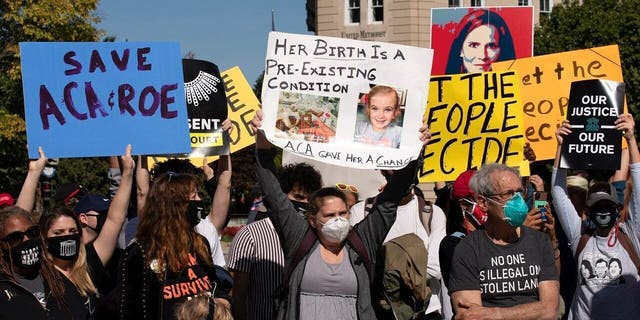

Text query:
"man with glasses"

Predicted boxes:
[[448, 163, 559, 320]]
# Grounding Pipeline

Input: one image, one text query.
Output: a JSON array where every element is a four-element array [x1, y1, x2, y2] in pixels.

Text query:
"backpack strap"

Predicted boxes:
[[575, 233, 591, 260], [283, 229, 317, 286], [617, 227, 640, 276], [364, 196, 377, 217], [416, 195, 433, 235], [346, 229, 373, 282]]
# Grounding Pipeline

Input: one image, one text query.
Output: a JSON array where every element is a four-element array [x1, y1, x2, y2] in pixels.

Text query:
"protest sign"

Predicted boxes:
[[560, 79, 625, 170], [183, 59, 229, 157], [147, 66, 260, 168], [431, 6, 533, 75], [261, 32, 433, 169], [20, 42, 190, 158], [419, 71, 529, 182], [492, 45, 625, 160]]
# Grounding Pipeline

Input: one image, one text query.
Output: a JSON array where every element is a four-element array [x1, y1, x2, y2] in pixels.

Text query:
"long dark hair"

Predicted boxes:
[[445, 9, 516, 74]]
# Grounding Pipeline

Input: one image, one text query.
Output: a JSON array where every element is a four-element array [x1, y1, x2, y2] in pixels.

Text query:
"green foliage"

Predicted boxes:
[[535, 0, 640, 118], [0, 0, 102, 198]]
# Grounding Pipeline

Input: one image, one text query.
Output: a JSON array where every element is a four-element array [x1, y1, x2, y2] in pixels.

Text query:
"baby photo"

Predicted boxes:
[[275, 91, 340, 143]]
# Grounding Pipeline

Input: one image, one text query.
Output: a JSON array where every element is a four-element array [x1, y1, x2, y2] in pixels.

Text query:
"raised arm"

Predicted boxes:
[[206, 119, 233, 235], [16, 146, 46, 212], [94, 145, 134, 265], [551, 121, 582, 249], [616, 113, 640, 225], [136, 156, 150, 217], [252, 110, 308, 255]]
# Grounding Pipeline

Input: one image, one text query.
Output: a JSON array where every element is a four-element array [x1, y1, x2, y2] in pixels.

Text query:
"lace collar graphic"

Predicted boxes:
[[184, 71, 221, 107]]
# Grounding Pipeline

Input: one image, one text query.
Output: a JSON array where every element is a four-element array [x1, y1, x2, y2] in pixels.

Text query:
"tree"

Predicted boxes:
[[0, 0, 102, 197], [535, 0, 640, 118]]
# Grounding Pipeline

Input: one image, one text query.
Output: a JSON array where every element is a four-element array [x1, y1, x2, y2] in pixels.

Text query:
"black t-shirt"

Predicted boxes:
[[161, 253, 216, 320], [86, 242, 122, 295], [449, 227, 558, 307]]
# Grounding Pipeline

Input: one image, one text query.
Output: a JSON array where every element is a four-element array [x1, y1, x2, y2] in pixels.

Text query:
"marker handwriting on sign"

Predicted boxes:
[[273, 38, 406, 61], [38, 46, 180, 130]]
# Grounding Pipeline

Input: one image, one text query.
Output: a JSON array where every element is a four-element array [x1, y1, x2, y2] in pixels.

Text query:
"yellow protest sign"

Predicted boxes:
[[492, 45, 624, 160], [419, 71, 529, 182], [148, 66, 260, 168]]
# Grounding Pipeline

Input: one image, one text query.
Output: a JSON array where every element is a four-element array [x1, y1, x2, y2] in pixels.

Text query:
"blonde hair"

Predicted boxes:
[[364, 85, 399, 118], [174, 295, 233, 320], [39, 208, 97, 297]]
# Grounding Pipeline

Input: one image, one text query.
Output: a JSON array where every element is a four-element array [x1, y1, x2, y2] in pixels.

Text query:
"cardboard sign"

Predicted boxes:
[[261, 32, 433, 169], [183, 59, 230, 157], [430, 7, 533, 75], [147, 66, 260, 168], [20, 42, 190, 158], [492, 45, 625, 160], [419, 71, 529, 182], [560, 79, 625, 170]]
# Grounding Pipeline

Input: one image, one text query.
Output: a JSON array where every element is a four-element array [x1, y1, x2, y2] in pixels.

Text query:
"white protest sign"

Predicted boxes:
[[261, 32, 433, 169]]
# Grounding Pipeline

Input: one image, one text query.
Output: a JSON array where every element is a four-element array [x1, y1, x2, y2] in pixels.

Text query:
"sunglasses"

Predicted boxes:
[[336, 183, 359, 193], [1, 225, 40, 247]]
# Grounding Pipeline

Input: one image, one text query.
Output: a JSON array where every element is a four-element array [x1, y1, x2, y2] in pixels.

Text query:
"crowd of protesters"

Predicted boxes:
[[1, 110, 639, 320]]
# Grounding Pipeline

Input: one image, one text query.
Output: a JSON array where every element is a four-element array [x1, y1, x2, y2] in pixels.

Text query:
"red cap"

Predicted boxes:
[[0, 192, 15, 206], [452, 170, 477, 201]]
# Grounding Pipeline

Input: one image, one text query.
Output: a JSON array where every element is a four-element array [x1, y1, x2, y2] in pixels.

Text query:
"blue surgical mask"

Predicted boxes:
[[489, 192, 529, 227]]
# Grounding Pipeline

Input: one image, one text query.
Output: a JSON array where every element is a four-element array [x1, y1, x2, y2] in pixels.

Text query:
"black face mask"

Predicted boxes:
[[187, 200, 204, 227], [589, 210, 618, 229], [290, 200, 308, 215], [2, 239, 41, 274], [46, 234, 81, 260], [86, 212, 108, 235]]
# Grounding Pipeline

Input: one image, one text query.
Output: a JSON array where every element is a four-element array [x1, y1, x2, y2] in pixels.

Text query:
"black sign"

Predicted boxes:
[[560, 79, 625, 170], [182, 59, 229, 157]]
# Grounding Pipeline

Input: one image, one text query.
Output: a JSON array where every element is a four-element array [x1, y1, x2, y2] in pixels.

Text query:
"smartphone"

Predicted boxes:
[[536, 200, 548, 222]]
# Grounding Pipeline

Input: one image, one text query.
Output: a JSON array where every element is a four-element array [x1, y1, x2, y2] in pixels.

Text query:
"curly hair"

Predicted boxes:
[[40, 207, 97, 297], [136, 172, 212, 275], [278, 163, 322, 195]]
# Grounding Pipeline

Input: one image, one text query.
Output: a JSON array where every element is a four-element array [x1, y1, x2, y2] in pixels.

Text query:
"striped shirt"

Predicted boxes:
[[227, 218, 285, 320]]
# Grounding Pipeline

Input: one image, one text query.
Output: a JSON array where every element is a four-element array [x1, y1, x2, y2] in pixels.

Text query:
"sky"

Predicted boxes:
[[96, 0, 313, 86]]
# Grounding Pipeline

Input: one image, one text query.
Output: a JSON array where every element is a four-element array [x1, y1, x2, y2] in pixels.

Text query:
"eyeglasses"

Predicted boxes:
[[486, 188, 524, 201], [1, 226, 40, 247], [336, 183, 359, 194]]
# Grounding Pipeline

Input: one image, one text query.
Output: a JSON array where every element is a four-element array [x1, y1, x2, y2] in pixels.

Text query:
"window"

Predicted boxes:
[[448, 0, 462, 7], [540, 0, 551, 13], [518, 0, 530, 5], [370, 0, 383, 23], [346, 0, 360, 24], [470, 0, 483, 6]]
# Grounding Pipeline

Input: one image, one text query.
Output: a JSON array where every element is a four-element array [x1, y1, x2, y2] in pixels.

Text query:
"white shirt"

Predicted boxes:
[[195, 217, 226, 267]]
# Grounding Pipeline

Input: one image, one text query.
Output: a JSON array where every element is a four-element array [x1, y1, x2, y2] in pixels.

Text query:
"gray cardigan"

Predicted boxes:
[[256, 148, 418, 320]]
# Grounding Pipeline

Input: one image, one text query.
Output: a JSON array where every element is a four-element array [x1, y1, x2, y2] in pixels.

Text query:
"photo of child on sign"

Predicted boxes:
[[353, 85, 406, 149], [274, 91, 340, 143]]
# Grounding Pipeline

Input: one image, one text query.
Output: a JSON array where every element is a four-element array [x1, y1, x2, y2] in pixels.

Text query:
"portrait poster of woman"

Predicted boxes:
[[430, 6, 533, 75]]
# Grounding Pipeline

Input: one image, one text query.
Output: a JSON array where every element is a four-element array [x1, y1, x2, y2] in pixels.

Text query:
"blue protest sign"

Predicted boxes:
[[20, 42, 190, 158]]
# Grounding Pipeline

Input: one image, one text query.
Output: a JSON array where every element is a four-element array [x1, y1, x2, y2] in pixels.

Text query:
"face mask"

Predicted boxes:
[[2, 239, 41, 273], [489, 192, 529, 227], [46, 234, 81, 260], [85, 212, 107, 235], [187, 200, 204, 227], [589, 210, 618, 229], [463, 202, 488, 228], [318, 216, 350, 244], [290, 200, 308, 215]]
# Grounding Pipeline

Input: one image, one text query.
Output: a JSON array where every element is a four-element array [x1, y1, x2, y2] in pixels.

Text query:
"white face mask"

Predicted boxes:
[[318, 216, 350, 244]]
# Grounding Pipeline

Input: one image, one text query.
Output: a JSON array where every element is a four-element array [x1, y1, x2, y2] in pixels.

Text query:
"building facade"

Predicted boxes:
[[306, 0, 561, 47]]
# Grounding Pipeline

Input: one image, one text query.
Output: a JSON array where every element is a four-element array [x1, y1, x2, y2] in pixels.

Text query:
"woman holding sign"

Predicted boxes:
[[552, 114, 640, 319], [252, 110, 430, 320], [118, 168, 227, 319]]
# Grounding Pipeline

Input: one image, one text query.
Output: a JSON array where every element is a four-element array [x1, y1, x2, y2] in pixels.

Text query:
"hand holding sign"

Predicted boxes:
[[615, 113, 635, 141]]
